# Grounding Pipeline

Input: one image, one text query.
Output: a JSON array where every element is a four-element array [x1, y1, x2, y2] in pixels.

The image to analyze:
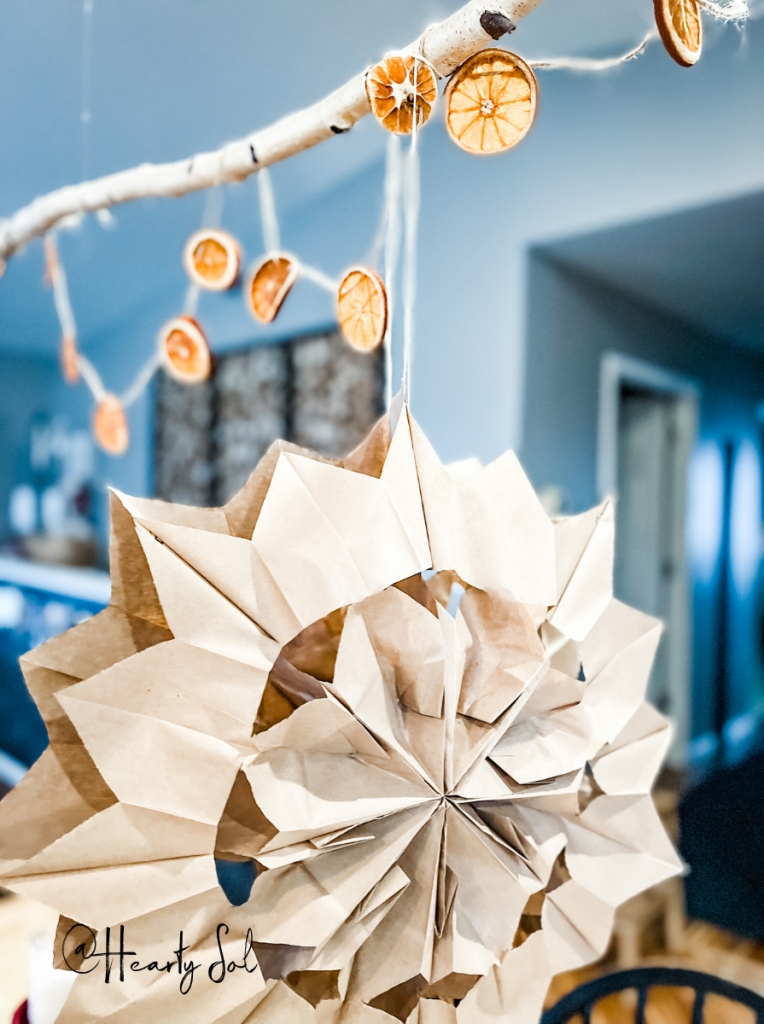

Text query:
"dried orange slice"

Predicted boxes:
[[247, 252, 298, 323], [337, 267, 387, 351], [366, 55, 438, 135], [445, 49, 537, 155], [61, 334, 79, 383], [654, 0, 702, 66], [183, 229, 240, 291], [158, 315, 211, 384], [93, 395, 129, 456]]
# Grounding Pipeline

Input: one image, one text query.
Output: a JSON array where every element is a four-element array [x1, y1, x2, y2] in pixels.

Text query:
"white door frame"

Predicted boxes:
[[598, 351, 700, 502], [597, 351, 700, 764]]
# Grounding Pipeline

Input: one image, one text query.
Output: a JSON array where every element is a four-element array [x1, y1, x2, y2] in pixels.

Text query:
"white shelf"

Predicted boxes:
[[0, 554, 111, 605]]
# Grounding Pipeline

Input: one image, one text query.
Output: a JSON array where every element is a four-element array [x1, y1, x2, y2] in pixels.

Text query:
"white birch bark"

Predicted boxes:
[[0, 0, 545, 261]]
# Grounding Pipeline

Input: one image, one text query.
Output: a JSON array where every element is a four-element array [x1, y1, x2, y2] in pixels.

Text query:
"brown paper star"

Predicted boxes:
[[0, 408, 681, 1024]]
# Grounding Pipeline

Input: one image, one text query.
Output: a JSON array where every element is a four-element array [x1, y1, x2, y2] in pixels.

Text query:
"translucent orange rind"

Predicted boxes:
[[93, 395, 129, 456], [337, 267, 388, 352], [158, 316, 211, 384], [445, 48, 537, 155], [246, 252, 299, 324], [183, 229, 240, 291], [366, 55, 438, 135], [654, 0, 702, 66]]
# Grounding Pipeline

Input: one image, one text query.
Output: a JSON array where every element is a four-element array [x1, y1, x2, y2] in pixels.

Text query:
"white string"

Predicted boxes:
[[47, 239, 78, 342], [183, 281, 200, 317], [121, 351, 161, 408], [697, 0, 748, 19], [530, 31, 657, 71], [202, 152, 226, 229], [382, 134, 404, 411], [75, 353, 107, 403], [297, 261, 339, 293], [80, 0, 94, 182], [401, 58, 422, 406], [258, 167, 281, 253]]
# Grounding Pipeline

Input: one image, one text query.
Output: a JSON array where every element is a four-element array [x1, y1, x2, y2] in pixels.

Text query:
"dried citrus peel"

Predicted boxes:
[[337, 267, 387, 351], [366, 55, 438, 135], [445, 49, 537, 155], [654, 0, 702, 66], [183, 229, 240, 291], [247, 252, 299, 324], [93, 395, 129, 456], [158, 316, 211, 384]]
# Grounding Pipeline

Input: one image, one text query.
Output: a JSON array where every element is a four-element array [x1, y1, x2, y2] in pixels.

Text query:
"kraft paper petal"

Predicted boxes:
[[542, 879, 615, 974], [549, 501, 614, 641], [589, 702, 673, 795], [458, 591, 547, 725], [455, 929, 551, 1024], [136, 524, 280, 671], [134, 517, 302, 644], [580, 599, 663, 743], [409, 418, 556, 605]]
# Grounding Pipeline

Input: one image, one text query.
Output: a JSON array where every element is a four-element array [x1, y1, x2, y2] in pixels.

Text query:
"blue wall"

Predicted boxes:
[[523, 255, 764, 741], [0, 353, 58, 540]]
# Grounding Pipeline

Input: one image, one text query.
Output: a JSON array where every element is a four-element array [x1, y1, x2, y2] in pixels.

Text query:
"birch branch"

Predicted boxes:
[[0, 0, 546, 262]]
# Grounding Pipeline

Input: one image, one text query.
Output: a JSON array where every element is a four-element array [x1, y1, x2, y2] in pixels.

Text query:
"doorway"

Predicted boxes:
[[599, 353, 698, 763]]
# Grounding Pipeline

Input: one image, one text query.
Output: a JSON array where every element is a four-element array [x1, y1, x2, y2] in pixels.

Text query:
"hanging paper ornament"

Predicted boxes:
[[337, 266, 387, 351], [60, 334, 80, 384], [183, 228, 241, 291], [158, 315, 211, 383], [93, 394, 129, 455], [366, 55, 438, 135], [246, 252, 298, 323], [445, 49, 538, 155], [0, 409, 681, 1024], [654, 0, 702, 66]]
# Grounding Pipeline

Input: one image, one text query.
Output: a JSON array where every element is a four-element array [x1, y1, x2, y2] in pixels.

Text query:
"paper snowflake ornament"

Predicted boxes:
[[0, 408, 681, 1024]]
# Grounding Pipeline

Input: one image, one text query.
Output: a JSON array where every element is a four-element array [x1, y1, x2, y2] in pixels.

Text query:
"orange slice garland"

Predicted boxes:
[[183, 229, 240, 291], [60, 334, 80, 384], [445, 49, 537, 155], [337, 267, 387, 351], [247, 253, 298, 324], [93, 395, 129, 456], [366, 55, 438, 135], [654, 0, 702, 66], [158, 316, 211, 384]]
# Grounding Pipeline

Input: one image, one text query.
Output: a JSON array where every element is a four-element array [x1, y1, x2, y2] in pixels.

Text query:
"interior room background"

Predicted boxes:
[[2, 0, 764, 901]]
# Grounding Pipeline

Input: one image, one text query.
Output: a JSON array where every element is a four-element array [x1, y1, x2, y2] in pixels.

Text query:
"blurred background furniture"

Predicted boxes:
[[543, 967, 764, 1024]]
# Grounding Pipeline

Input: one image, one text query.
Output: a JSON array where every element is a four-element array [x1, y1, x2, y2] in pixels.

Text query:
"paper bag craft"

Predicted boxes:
[[0, 407, 682, 1024]]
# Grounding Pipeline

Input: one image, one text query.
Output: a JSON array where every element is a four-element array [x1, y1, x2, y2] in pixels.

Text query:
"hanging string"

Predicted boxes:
[[382, 134, 404, 411], [297, 262, 339, 293], [529, 32, 657, 71], [255, 167, 339, 292], [45, 235, 77, 344], [257, 167, 281, 253], [697, 0, 748, 19], [76, 353, 107, 402], [80, 0, 94, 182], [401, 58, 423, 406], [120, 351, 162, 408], [202, 152, 226, 229]]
